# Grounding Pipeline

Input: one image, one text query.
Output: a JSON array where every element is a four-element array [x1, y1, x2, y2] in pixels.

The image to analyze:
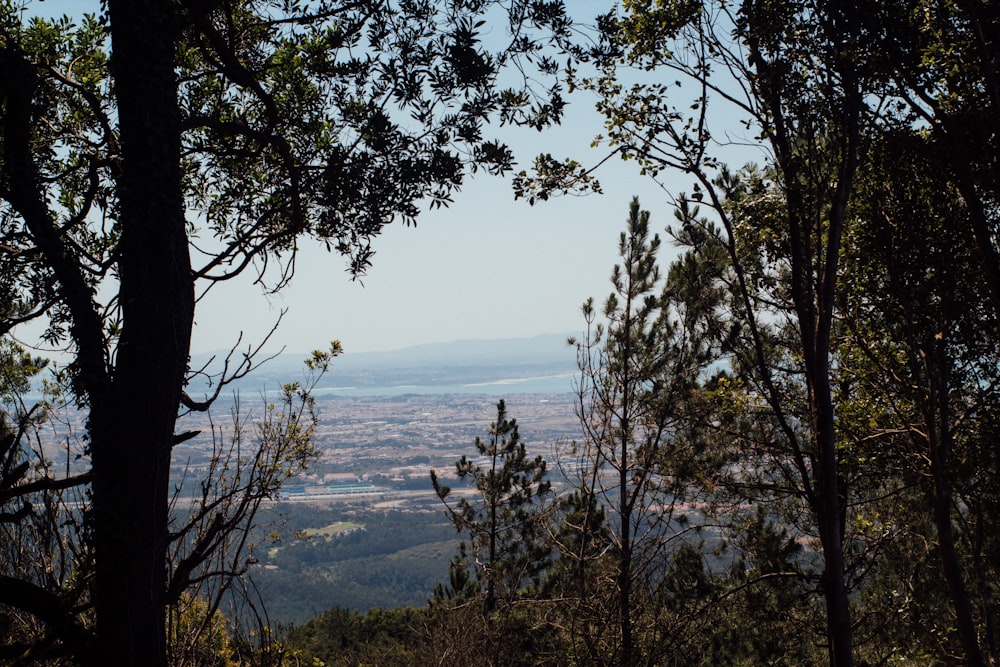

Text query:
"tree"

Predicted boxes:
[[559, 2, 1000, 663], [167, 592, 236, 667], [551, 3, 870, 664], [430, 399, 553, 667], [0, 338, 93, 665], [861, 0, 1000, 321], [431, 399, 552, 656], [0, 338, 336, 665], [561, 197, 717, 667], [540, 483, 610, 665], [0, 2, 570, 664], [840, 134, 1000, 665], [166, 345, 340, 664]]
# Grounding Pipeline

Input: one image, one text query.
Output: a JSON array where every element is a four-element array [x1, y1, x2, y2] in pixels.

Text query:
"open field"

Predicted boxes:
[[302, 521, 364, 538]]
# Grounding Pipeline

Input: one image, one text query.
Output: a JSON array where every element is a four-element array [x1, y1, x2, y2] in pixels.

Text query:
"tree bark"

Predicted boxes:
[[759, 2, 860, 660], [926, 343, 986, 667], [1, 34, 107, 667], [814, 381, 854, 667], [91, 2, 192, 664], [932, 463, 986, 667]]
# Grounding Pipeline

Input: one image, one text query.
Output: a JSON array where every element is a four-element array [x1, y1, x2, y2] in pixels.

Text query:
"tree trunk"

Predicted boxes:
[[926, 352, 986, 667], [815, 383, 854, 667], [619, 462, 633, 667], [785, 172, 856, 667], [91, 2, 192, 664], [932, 464, 986, 667]]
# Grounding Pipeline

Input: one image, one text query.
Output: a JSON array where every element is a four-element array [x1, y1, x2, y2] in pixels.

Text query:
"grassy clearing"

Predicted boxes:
[[303, 521, 364, 539]]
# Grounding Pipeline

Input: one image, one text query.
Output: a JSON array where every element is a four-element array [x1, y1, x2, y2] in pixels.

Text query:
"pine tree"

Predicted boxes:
[[563, 197, 716, 667], [431, 400, 553, 614]]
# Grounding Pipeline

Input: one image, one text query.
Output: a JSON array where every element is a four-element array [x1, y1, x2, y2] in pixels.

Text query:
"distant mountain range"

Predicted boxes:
[[336, 332, 576, 367], [189, 333, 579, 395]]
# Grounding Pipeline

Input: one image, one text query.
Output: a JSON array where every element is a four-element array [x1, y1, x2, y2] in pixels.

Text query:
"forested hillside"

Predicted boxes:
[[285, 1, 1000, 658], [2, 0, 999, 666], [248, 506, 457, 623]]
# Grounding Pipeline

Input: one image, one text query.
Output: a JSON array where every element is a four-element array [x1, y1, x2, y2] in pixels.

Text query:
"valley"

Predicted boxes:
[[171, 388, 582, 624]]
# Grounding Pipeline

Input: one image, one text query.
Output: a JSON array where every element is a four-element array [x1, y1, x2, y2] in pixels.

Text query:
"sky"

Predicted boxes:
[[19, 1, 757, 359], [190, 110, 680, 356]]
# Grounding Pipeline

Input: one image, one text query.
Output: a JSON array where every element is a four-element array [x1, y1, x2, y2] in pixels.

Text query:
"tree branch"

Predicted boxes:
[[0, 576, 95, 665]]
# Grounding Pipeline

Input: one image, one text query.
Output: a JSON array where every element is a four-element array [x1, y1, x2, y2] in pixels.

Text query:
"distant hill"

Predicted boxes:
[[336, 332, 576, 368], [189, 333, 579, 395]]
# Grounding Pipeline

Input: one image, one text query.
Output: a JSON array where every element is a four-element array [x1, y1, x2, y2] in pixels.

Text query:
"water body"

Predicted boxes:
[[309, 372, 576, 397], [21, 371, 576, 405]]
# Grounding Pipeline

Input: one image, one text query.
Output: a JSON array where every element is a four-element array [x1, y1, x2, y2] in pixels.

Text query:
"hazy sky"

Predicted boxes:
[[21, 1, 758, 358], [192, 109, 679, 356]]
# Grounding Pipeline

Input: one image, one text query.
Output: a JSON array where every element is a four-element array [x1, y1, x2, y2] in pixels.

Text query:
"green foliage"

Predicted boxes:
[[272, 2, 1000, 664], [0, 1, 572, 662], [6, 0, 1000, 664], [282, 605, 429, 666], [167, 593, 237, 667], [554, 197, 723, 667], [543, 486, 608, 599], [835, 131, 1000, 663], [581, 0, 877, 661], [169, 0, 571, 277], [0, 338, 48, 433], [512, 153, 603, 204], [563, 1, 1000, 664], [431, 399, 553, 614], [244, 508, 455, 623]]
